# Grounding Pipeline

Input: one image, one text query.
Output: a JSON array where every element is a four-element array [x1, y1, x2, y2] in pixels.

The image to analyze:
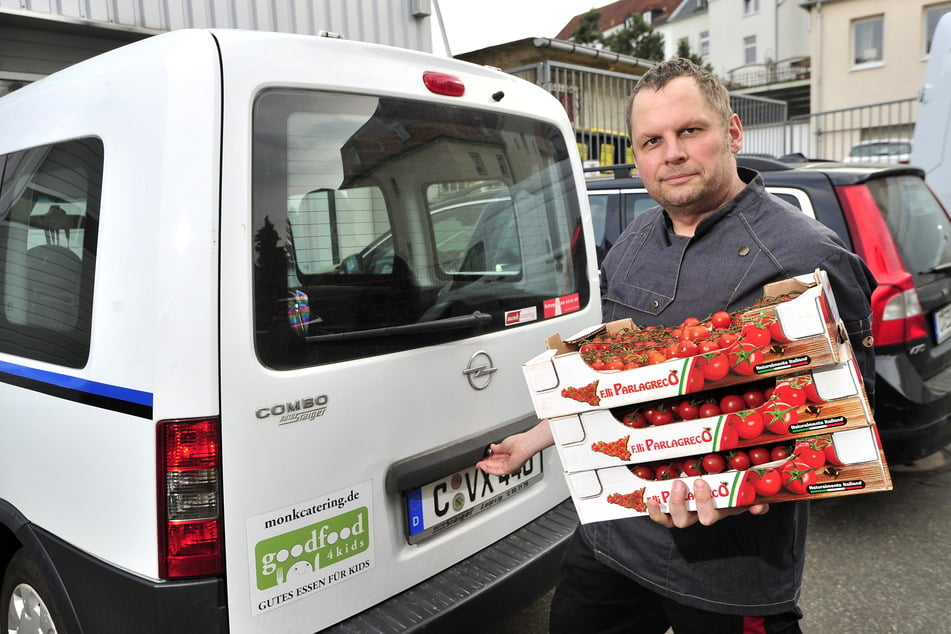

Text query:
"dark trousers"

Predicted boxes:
[[549, 529, 803, 634]]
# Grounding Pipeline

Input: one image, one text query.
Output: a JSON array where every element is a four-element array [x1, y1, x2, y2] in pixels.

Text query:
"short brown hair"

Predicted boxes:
[[626, 58, 733, 140]]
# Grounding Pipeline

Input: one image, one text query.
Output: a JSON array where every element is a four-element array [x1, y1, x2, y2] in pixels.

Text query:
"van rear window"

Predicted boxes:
[[251, 89, 588, 369]]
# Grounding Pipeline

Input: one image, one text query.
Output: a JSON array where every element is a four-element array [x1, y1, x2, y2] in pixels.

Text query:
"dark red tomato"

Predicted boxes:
[[803, 379, 826, 404], [632, 465, 655, 480], [649, 405, 675, 426], [675, 400, 699, 421], [748, 446, 771, 465], [710, 310, 732, 330], [793, 441, 827, 470], [698, 402, 722, 418], [621, 410, 648, 428], [729, 342, 764, 376], [741, 387, 767, 409], [740, 321, 772, 348], [780, 460, 817, 495], [735, 479, 757, 506], [681, 458, 703, 477], [716, 332, 740, 351], [654, 464, 675, 480], [770, 445, 792, 461], [814, 435, 844, 466], [701, 453, 727, 474], [676, 339, 700, 357], [695, 353, 730, 382], [719, 394, 747, 414], [730, 410, 765, 440], [727, 450, 752, 471], [748, 468, 782, 496], [760, 400, 799, 435]]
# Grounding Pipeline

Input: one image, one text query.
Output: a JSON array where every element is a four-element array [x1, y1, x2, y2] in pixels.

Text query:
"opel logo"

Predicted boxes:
[[463, 351, 498, 390]]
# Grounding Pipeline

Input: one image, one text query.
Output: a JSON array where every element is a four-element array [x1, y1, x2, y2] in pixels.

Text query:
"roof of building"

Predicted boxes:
[[555, 0, 677, 40]]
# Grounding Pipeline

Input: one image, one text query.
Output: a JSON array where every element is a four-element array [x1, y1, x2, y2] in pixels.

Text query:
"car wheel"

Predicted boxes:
[[2, 548, 65, 634]]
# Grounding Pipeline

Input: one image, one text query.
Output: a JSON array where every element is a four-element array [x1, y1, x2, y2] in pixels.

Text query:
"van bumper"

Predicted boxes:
[[32, 526, 227, 634], [325, 498, 578, 634]]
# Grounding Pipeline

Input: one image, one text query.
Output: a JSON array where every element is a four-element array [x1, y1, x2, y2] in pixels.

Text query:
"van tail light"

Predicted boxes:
[[836, 184, 929, 347], [157, 418, 223, 579], [423, 72, 465, 96]]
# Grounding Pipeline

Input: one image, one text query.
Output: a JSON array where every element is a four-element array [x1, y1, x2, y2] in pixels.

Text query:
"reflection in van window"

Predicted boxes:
[[252, 90, 587, 369], [0, 138, 101, 367]]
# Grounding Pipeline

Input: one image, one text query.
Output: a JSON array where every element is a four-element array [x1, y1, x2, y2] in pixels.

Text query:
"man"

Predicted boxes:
[[477, 58, 875, 633]]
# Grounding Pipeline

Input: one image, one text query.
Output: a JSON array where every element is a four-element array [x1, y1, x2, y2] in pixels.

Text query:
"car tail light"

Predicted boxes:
[[157, 418, 223, 578], [836, 184, 929, 347], [423, 72, 465, 96]]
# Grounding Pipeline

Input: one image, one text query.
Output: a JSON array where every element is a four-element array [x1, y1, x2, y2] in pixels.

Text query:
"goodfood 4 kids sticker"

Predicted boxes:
[[247, 481, 374, 616]]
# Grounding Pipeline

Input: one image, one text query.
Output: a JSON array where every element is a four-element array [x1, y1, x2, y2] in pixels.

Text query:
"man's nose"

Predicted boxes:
[[664, 136, 687, 163]]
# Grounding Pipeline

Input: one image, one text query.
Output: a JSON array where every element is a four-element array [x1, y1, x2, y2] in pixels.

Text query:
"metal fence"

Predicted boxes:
[[510, 60, 917, 166]]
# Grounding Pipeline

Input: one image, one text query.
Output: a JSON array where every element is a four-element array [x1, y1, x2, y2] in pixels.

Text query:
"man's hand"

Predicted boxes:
[[646, 479, 770, 528]]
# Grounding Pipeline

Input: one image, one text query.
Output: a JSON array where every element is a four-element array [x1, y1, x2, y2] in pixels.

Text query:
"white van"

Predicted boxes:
[[0, 29, 598, 633], [912, 12, 951, 210]]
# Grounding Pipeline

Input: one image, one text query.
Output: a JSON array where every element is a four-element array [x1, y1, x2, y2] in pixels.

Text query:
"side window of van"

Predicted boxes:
[[251, 90, 588, 369], [0, 138, 102, 367]]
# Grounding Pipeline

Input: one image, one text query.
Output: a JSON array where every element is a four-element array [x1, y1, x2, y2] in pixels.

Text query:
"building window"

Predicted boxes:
[[744, 35, 757, 64], [925, 3, 951, 55], [744, 0, 759, 15], [700, 31, 710, 58], [853, 16, 884, 65]]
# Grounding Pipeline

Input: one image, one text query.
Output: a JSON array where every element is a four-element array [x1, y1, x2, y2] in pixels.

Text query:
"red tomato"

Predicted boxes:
[[701, 453, 727, 474], [730, 410, 765, 440], [735, 479, 757, 506], [695, 352, 730, 382], [760, 400, 799, 435], [768, 317, 791, 343], [741, 387, 767, 409], [649, 405, 675, 426], [682, 458, 703, 477], [698, 339, 721, 354], [676, 339, 700, 357], [727, 450, 752, 471], [646, 349, 667, 365], [793, 441, 827, 470], [710, 310, 732, 330], [728, 342, 764, 376], [780, 460, 817, 495], [803, 379, 826, 404], [681, 316, 701, 329], [698, 402, 722, 418], [748, 446, 771, 465], [748, 468, 782, 496], [655, 464, 675, 480], [719, 394, 746, 414], [688, 325, 712, 341], [819, 437, 844, 466], [716, 332, 740, 350], [718, 424, 739, 450], [740, 321, 772, 348], [685, 367, 706, 393], [605, 359, 625, 371], [772, 381, 807, 408], [632, 465, 655, 480], [621, 410, 648, 428], [675, 400, 699, 421], [770, 445, 792, 461]]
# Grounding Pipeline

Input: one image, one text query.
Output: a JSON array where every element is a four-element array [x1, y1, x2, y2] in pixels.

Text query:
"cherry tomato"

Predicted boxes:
[[646, 349, 667, 365], [632, 465, 655, 480], [793, 441, 827, 470], [760, 400, 799, 435], [718, 424, 739, 450], [698, 339, 721, 354], [686, 368, 706, 393], [803, 379, 826, 404], [688, 324, 712, 341], [780, 459, 817, 495], [773, 381, 807, 408], [621, 410, 648, 428], [742, 387, 767, 409], [710, 310, 732, 330], [730, 410, 765, 440], [768, 317, 791, 343], [675, 400, 699, 421], [729, 342, 764, 376], [698, 402, 722, 418], [682, 458, 703, 477], [649, 405, 675, 426], [717, 332, 740, 350], [701, 453, 727, 474], [735, 479, 757, 506], [655, 464, 675, 480], [748, 446, 771, 465], [696, 352, 730, 381], [676, 339, 700, 357], [741, 321, 772, 348], [814, 435, 844, 466], [770, 445, 792, 461], [719, 394, 746, 414], [748, 468, 782, 496], [727, 450, 752, 471]]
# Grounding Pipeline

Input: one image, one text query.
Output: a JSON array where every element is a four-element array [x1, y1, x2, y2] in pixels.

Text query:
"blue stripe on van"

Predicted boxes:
[[0, 360, 153, 419]]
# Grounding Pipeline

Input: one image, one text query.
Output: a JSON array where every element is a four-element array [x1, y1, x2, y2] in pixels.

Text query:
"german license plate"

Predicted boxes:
[[934, 303, 951, 344], [404, 452, 544, 544]]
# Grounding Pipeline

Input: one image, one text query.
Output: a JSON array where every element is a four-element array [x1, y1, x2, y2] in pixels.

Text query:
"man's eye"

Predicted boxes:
[[644, 138, 660, 147], [682, 128, 699, 135]]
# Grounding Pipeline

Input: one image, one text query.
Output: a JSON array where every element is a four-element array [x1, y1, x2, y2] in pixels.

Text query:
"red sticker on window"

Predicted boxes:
[[543, 293, 580, 318]]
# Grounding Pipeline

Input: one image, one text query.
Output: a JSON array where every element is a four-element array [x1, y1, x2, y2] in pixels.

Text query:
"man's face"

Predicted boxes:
[[630, 76, 743, 219]]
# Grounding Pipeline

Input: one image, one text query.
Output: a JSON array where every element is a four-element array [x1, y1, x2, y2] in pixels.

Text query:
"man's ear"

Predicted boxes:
[[728, 113, 743, 154]]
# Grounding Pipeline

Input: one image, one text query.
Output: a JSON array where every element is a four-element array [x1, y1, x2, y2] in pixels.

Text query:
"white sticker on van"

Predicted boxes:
[[246, 481, 374, 616], [504, 306, 538, 326]]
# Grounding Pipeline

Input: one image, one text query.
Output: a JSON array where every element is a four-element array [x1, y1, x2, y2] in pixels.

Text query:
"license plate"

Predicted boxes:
[[934, 303, 951, 344], [404, 452, 544, 544]]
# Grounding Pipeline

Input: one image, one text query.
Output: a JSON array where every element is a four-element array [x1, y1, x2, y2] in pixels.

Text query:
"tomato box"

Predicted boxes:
[[523, 270, 845, 419], [549, 357, 874, 472], [564, 426, 892, 524]]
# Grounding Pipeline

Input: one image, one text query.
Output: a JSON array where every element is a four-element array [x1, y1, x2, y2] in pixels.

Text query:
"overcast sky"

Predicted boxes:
[[433, 0, 614, 56]]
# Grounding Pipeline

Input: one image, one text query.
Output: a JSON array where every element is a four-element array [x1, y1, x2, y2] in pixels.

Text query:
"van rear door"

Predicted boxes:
[[213, 31, 596, 633]]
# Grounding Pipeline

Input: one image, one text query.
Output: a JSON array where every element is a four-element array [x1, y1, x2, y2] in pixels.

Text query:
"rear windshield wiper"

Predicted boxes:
[[923, 262, 951, 274], [305, 311, 492, 343]]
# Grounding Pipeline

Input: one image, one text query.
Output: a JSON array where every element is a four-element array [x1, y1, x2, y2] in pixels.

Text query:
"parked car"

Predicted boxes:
[[585, 157, 951, 464], [844, 139, 912, 164]]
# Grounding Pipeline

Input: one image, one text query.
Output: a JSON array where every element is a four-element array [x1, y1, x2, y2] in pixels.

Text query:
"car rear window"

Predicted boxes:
[[864, 174, 951, 273], [251, 89, 588, 369]]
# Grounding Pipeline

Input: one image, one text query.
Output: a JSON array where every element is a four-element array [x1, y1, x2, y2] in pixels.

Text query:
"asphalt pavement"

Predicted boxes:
[[490, 446, 951, 634]]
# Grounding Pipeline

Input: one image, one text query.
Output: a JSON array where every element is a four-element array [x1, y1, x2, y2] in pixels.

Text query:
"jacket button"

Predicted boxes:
[[738, 246, 750, 256], [651, 300, 659, 308]]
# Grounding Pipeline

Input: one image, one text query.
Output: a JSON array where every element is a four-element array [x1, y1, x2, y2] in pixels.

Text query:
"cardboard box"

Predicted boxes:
[[565, 426, 893, 524], [549, 358, 873, 472], [523, 271, 845, 419]]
